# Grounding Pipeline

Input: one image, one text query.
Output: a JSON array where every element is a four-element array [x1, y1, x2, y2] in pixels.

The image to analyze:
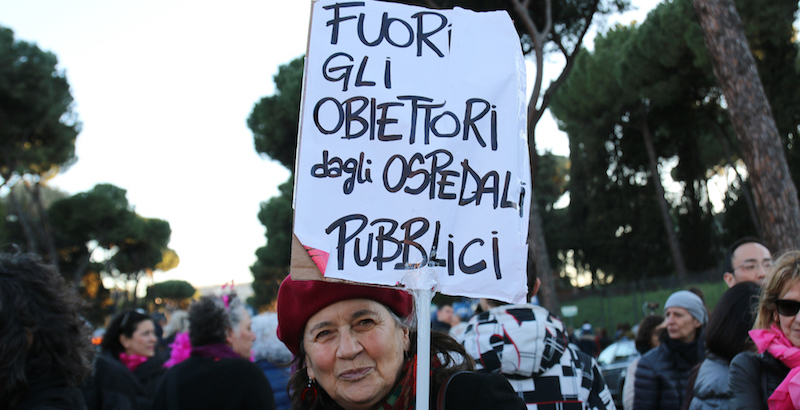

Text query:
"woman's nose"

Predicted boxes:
[[336, 331, 363, 359]]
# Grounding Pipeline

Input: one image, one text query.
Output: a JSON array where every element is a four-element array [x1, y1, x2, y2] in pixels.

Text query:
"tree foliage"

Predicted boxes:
[[247, 57, 304, 309], [248, 57, 304, 170], [549, 0, 800, 284], [0, 26, 80, 267], [147, 280, 196, 302], [0, 25, 79, 185], [48, 184, 177, 309]]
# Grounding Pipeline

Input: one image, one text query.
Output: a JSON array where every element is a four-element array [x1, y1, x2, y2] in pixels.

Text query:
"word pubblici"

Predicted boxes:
[[296, 1, 530, 290]]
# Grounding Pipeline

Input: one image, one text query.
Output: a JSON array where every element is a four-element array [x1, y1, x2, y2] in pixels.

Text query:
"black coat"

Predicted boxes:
[[11, 374, 86, 410], [728, 351, 790, 410], [151, 355, 276, 410], [433, 371, 526, 410], [633, 336, 704, 410], [81, 352, 164, 410]]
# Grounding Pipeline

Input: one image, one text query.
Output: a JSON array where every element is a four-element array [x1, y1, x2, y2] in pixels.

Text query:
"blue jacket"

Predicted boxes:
[[633, 335, 704, 410]]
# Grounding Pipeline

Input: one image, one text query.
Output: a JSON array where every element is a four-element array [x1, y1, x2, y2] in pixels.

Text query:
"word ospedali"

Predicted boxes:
[[310, 148, 526, 215]]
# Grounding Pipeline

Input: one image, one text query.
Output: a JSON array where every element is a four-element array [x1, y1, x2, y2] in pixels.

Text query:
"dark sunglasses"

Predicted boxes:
[[774, 299, 800, 317]]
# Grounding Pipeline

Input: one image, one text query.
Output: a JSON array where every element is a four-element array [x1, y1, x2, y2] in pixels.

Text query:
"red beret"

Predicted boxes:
[[276, 275, 413, 355]]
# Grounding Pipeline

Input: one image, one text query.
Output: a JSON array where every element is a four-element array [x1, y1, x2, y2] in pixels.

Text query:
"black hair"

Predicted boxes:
[[101, 310, 153, 359], [634, 315, 665, 354], [188, 294, 245, 347], [705, 281, 760, 361], [0, 252, 93, 407], [722, 237, 767, 275]]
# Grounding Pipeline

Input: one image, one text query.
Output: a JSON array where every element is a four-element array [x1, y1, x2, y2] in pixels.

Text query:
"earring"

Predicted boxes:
[[301, 378, 318, 403]]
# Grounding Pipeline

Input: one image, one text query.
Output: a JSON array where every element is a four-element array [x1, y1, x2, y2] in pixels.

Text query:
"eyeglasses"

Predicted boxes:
[[774, 299, 800, 317], [734, 260, 772, 273]]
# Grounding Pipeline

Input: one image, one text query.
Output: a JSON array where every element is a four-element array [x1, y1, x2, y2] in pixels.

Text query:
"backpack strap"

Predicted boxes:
[[436, 371, 467, 410]]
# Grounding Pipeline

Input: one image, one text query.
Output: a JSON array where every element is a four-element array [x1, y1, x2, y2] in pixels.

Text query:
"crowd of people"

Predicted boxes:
[[3, 235, 800, 410]]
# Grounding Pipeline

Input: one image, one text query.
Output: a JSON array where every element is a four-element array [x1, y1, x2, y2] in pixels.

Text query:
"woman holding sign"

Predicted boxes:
[[276, 275, 525, 410]]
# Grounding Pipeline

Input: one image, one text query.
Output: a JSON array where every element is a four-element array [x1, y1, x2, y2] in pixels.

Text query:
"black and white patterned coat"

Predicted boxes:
[[460, 304, 616, 410]]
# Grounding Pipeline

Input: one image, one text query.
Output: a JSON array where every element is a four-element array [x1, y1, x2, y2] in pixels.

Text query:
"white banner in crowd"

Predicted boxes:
[[293, 0, 530, 303]]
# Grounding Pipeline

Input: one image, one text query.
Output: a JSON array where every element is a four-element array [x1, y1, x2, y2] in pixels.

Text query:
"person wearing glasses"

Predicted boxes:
[[722, 237, 772, 288], [83, 310, 165, 410], [729, 251, 800, 410]]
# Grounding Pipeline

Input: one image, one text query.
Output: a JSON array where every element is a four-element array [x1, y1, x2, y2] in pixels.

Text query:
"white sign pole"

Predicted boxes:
[[402, 267, 438, 410]]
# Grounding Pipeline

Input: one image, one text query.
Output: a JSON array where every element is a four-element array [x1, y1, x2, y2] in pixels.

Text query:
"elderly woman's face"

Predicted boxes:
[[303, 299, 410, 410], [227, 310, 255, 359], [665, 307, 701, 343], [777, 281, 800, 347]]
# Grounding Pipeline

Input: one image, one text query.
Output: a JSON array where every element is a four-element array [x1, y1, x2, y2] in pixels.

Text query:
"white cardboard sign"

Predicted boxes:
[[293, 0, 530, 303]]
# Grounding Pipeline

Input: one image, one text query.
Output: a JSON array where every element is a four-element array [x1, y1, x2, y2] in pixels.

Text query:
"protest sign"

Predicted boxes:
[[292, 0, 530, 303]]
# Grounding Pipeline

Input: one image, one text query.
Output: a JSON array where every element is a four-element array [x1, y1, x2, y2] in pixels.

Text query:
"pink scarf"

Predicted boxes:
[[119, 352, 149, 372], [750, 324, 800, 410], [164, 332, 192, 368]]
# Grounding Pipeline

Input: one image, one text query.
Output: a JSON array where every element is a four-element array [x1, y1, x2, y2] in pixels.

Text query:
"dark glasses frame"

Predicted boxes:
[[774, 299, 800, 317]]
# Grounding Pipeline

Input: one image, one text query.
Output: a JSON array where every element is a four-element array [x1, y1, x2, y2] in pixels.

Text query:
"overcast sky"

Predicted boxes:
[[0, 0, 658, 291]]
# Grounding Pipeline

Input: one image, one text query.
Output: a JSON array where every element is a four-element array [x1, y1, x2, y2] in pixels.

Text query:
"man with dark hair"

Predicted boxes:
[[432, 302, 454, 332], [722, 237, 772, 287]]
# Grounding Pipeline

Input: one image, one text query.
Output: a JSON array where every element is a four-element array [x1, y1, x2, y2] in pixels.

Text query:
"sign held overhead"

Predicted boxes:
[[292, 0, 531, 304]]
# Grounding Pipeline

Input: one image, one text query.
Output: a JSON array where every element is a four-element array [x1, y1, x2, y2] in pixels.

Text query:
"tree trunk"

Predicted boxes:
[[709, 119, 762, 237], [7, 189, 39, 253], [641, 118, 688, 283], [691, 0, 800, 253], [527, 196, 559, 313], [28, 181, 61, 273]]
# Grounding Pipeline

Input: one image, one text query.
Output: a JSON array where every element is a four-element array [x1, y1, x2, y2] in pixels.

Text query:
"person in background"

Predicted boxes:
[[460, 275, 616, 409], [596, 327, 612, 353], [684, 281, 760, 410], [0, 252, 93, 410], [431, 302, 454, 332], [577, 321, 599, 357], [151, 311, 168, 357], [448, 312, 468, 339], [160, 309, 190, 365], [617, 323, 635, 341], [633, 290, 707, 410], [83, 310, 166, 410], [622, 315, 665, 410], [722, 237, 772, 287], [729, 251, 800, 409], [251, 312, 292, 410], [152, 293, 275, 410], [276, 275, 526, 410]]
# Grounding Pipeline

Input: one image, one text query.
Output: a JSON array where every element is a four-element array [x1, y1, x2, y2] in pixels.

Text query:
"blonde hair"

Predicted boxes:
[[754, 250, 800, 330]]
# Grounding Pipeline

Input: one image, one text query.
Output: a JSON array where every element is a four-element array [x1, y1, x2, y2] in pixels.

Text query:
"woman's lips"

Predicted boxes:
[[339, 367, 372, 381]]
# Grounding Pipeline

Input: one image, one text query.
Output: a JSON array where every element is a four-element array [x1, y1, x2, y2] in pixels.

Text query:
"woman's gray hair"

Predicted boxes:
[[251, 312, 293, 364], [163, 310, 190, 339], [226, 296, 247, 333]]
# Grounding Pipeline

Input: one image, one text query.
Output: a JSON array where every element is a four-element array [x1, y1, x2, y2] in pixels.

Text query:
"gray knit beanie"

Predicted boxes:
[[664, 290, 708, 326]]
